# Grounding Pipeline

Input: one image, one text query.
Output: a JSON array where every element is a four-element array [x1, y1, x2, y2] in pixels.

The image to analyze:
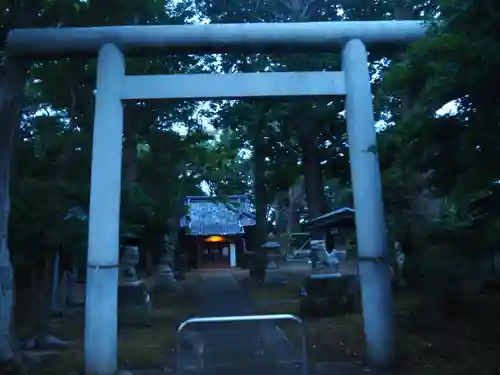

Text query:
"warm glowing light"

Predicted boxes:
[[205, 235, 226, 243]]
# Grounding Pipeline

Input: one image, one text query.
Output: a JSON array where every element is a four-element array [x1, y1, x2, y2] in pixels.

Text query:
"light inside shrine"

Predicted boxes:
[[204, 235, 226, 243]]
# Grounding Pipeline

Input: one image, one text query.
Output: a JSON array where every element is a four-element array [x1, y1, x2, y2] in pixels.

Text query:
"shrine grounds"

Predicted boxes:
[[13, 264, 500, 375]]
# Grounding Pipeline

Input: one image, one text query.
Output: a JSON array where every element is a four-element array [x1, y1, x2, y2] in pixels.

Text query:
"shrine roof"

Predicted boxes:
[[181, 195, 256, 236]]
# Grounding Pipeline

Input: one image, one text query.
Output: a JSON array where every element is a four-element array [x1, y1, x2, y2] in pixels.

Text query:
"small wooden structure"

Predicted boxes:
[[305, 207, 356, 254]]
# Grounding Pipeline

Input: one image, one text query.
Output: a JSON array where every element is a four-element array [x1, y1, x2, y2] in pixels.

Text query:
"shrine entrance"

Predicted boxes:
[[200, 246, 229, 269], [199, 236, 237, 269]]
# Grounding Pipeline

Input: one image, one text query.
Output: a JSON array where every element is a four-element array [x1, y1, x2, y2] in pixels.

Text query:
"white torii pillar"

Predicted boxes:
[[6, 20, 428, 375], [342, 39, 394, 366], [84, 44, 124, 374]]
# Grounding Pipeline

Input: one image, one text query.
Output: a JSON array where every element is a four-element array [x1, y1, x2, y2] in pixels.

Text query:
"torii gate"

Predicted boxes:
[[6, 21, 427, 374]]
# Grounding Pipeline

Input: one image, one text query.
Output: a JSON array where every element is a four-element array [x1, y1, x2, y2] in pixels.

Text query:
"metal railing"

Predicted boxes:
[[176, 314, 308, 375]]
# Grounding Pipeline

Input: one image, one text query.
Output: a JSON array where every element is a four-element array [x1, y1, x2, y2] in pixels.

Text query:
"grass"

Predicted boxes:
[[238, 270, 500, 375], [393, 292, 500, 375], [28, 273, 199, 375]]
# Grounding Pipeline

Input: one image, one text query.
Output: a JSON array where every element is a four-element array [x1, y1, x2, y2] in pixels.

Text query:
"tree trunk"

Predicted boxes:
[[286, 183, 303, 233], [274, 203, 287, 234], [167, 166, 187, 274], [270, 0, 328, 239], [123, 105, 139, 187], [28, 79, 81, 347], [286, 206, 300, 233], [251, 119, 268, 281], [168, 201, 184, 274], [1, 3, 54, 370], [0, 56, 27, 371], [391, 0, 423, 287], [299, 132, 328, 239], [33, 255, 55, 340]]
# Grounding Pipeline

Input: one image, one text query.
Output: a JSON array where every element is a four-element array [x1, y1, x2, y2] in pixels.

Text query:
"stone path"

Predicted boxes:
[[177, 270, 305, 375]]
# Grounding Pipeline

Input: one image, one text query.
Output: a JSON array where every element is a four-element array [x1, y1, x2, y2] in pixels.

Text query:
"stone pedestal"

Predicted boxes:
[[154, 263, 178, 291], [118, 281, 152, 327], [118, 246, 152, 326], [264, 260, 287, 285], [67, 270, 85, 307], [153, 249, 178, 291], [262, 241, 286, 285], [300, 274, 360, 318], [264, 269, 287, 285]]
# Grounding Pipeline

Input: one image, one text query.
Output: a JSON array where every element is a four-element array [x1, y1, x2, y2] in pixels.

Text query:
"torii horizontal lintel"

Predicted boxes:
[[120, 71, 346, 100], [7, 20, 428, 58]]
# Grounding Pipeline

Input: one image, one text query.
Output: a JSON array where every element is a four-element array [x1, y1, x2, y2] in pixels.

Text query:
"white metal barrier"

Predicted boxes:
[[176, 314, 308, 375]]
